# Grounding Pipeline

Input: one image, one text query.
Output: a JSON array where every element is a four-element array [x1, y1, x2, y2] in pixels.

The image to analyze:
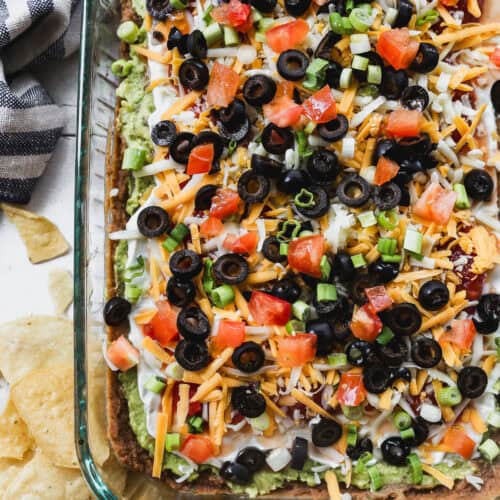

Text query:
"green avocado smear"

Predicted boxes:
[[119, 370, 474, 497]]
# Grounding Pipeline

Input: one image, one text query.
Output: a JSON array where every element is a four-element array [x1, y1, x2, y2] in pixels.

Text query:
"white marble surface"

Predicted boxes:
[[0, 53, 79, 323]]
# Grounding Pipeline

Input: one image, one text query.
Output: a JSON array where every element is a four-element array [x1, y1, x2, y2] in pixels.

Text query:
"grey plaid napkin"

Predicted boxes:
[[0, 0, 80, 204]]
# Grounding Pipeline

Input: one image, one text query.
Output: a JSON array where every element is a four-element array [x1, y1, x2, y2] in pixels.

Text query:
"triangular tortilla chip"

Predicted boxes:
[[0, 399, 33, 460], [48, 269, 73, 314], [0, 203, 69, 264]]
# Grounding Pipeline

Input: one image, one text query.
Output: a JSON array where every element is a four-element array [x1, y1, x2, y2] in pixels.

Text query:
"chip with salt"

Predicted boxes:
[[0, 455, 28, 492], [48, 268, 74, 314], [0, 399, 33, 459], [0, 203, 69, 264], [0, 316, 72, 384], [11, 364, 78, 468]]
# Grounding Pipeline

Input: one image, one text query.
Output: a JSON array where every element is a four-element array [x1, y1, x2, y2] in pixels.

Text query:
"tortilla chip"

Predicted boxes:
[[0, 203, 69, 264], [48, 268, 74, 314], [0, 455, 29, 491], [11, 365, 78, 468], [100, 453, 128, 495], [0, 316, 72, 384], [0, 399, 33, 459]]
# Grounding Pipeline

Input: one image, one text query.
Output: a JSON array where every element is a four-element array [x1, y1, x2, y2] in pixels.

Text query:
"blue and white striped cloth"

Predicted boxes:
[[0, 0, 80, 204]]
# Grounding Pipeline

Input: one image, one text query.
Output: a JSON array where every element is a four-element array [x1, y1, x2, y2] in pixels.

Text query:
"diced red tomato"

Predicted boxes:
[[266, 19, 309, 53], [440, 319, 477, 350], [223, 232, 258, 254], [263, 95, 303, 127], [365, 286, 393, 312], [374, 156, 400, 186], [173, 383, 202, 416], [209, 188, 241, 219], [288, 235, 325, 278], [276, 333, 317, 367], [376, 28, 419, 70], [441, 426, 475, 459], [302, 86, 337, 124], [145, 301, 179, 346], [200, 216, 224, 239], [207, 62, 240, 108], [211, 0, 251, 31], [385, 109, 422, 138], [107, 335, 139, 371], [186, 143, 214, 175], [440, 0, 459, 6], [214, 320, 246, 348], [413, 182, 457, 226], [181, 435, 214, 463], [248, 291, 292, 326], [350, 304, 383, 342], [336, 371, 366, 407], [490, 48, 500, 68]]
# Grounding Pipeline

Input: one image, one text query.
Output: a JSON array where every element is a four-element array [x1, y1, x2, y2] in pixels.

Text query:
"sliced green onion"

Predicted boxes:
[[165, 361, 184, 380], [407, 453, 423, 484], [329, 12, 344, 34], [367, 465, 383, 491], [277, 220, 301, 242], [377, 209, 399, 230], [294, 188, 315, 208], [170, 0, 187, 9], [203, 259, 215, 293], [286, 319, 306, 334], [349, 7, 372, 32], [117, 21, 140, 43], [228, 139, 238, 155], [479, 439, 500, 461], [487, 410, 500, 428], [299, 230, 314, 238], [302, 58, 329, 91], [352, 54, 369, 71], [296, 130, 313, 158], [122, 147, 147, 171], [304, 121, 316, 135], [350, 33, 370, 54], [358, 210, 377, 228], [202, 5, 214, 23], [400, 427, 415, 440], [358, 83, 379, 97], [416, 9, 439, 26], [111, 59, 134, 77], [255, 31, 266, 43], [292, 300, 311, 321], [165, 433, 181, 452], [351, 253, 367, 268], [384, 7, 398, 25], [393, 410, 412, 430], [342, 17, 353, 33], [279, 242, 289, 256], [354, 451, 373, 473], [124, 284, 142, 303], [257, 18, 275, 32], [170, 223, 189, 243], [317, 283, 337, 302], [187, 415, 204, 433], [367, 65, 382, 84], [320, 255, 331, 280], [347, 424, 358, 447], [248, 412, 270, 431], [211, 284, 235, 308], [381, 254, 402, 263], [403, 229, 423, 255], [357, 3, 372, 13], [144, 376, 166, 394], [340, 68, 353, 89], [376, 326, 394, 345], [342, 404, 364, 420], [203, 22, 223, 46], [327, 353, 348, 367], [453, 183, 471, 209], [162, 236, 179, 252], [250, 6, 263, 23], [437, 386, 462, 406], [223, 26, 239, 46], [345, 0, 354, 12], [377, 237, 397, 255]]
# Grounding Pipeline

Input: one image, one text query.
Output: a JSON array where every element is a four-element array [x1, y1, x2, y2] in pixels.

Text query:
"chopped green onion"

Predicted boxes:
[[345, 0, 354, 13], [294, 188, 315, 208], [377, 237, 397, 255], [358, 83, 379, 97], [327, 353, 348, 367], [203, 259, 215, 293], [165, 433, 181, 452], [358, 210, 377, 228], [223, 26, 239, 46], [202, 5, 214, 23], [400, 427, 415, 440], [124, 284, 142, 303], [339, 68, 353, 89], [286, 319, 306, 334], [407, 453, 423, 484], [203, 22, 223, 46], [211, 284, 235, 308], [352, 55, 369, 71], [357, 3, 372, 13], [317, 283, 337, 302], [479, 439, 500, 461], [299, 230, 314, 238], [170, 0, 187, 9], [279, 242, 289, 256], [354, 451, 373, 473], [367, 65, 382, 84], [277, 220, 301, 242], [250, 6, 263, 23], [416, 9, 439, 26], [117, 21, 140, 43], [165, 361, 184, 380], [347, 424, 358, 447], [122, 147, 147, 171], [170, 223, 189, 242], [393, 410, 412, 430], [377, 209, 399, 230], [342, 17, 353, 34], [487, 410, 500, 428], [302, 58, 329, 91], [342, 404, 363, 420], [403, 229, 423, 255], [384, 7, 398, 25], [111, 59, 134, 77], [292, 300, 311, 321], [351, 253, 367, 268], [248, 412, 270, 431], [144, 376, 166, 394], [367, 465, 383, 491], [255, 31, 266, 43], [349, 7, 372, 32], [381, 254, 402, 263], [329, 12, 344, 34], [228, 139, 238, 155], [162, 236, 179, 252], [453, 183, 471, 209], [296, 130, 313, 158], [320, 255, 331, 280], [437, 386, 462, 406], [187, 415, 204, 433], [350, 33, 370, 54], [304, 121, 316, 135], [376, 326, 394, 345], [257, 18, 275, 32]]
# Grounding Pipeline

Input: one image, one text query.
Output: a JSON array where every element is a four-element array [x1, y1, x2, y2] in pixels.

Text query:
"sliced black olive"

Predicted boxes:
[[236, 447, 266, 473], [325, 61, 343, 88], [238, 170, 271, 203], [477, 293, 500, 321], [177, 306, 210, 341], [317, 115, 349, 142], [333, 252, 356, 281], [363, 364, 392, 393], [231, 385, 266, 418], [389, 366, 411, 383], [170, 132, 195, 164], [137, 205, 170, 237], [332, 317, 351, 342], [169, 249, 203, 281], [399, 158, 424, 176], [385, 303, 421, 335], [411, 336, 442, 368], [195, 184, 218, 211], [373, 139, 396, 164], [104, 297, 131, 326], [393, 0, 413, 27], [381, 436, 410, 466], [307, 320, 335, 356], [491, 80, 500, 114], [151, 120, 177, 147], [177, 34, 189, 56], [147, 0, 172, 20], [167, 278, 195, 307], [312, 418, 342, 447], [285, 0, 311, 16], [250, 0, 277, 13], [315, 31, 341, 61], [294, 185, 330, 218], [306, 149, 339, 182], [186, 29, 207, 58], [232, 342, 265, 373], [373, 182, 402, 210], [376, 337, 408, 367], [243, 75, 277, 107], [251, 154, 284, 178], [277, 50, 309, 81], [349, 274, 378, 305], [277, 169, 311, 194], [262, 236, 287, 263], [218, 98, 245, 126], [192, 131, 225, 160], [473, 316, 499, 334], [352, 51, 383, 83], [464, 169, 494, 201], [410, 43, 439, 73], [407, 417, 429, 447], [290, 437, 308, 470], [218, 117, 250, 143], [368, 259, 399, 284], [418, 280, 449, 311], [213, 253, 249, 285], [347, 437, 373, 460], [262, 124, 294, 155], [346, 340, 378, 367], [401, 85, 429, 112], [220, 461, 251, 484], [457, 366, 488, 399], [381, 67, 408, 99], [179, 59, 209, 90], [167, 27, 182, 50], [395, 134, 433, 160], [393, 172, 412, 187], [175, 340, 210, 371], [271, 279, 301, 302], [336, 174, 371, 207]]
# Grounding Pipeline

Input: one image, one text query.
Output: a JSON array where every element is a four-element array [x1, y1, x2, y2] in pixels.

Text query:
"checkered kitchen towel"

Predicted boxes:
[[0, 0, 80, 204]]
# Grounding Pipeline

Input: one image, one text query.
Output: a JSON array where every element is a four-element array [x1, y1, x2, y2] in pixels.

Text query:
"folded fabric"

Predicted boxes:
[[0, 0, 81, 204]]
